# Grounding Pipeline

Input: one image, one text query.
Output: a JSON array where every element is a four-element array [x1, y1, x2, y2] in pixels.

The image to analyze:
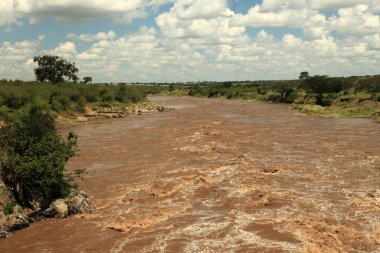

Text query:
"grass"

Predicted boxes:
[[291, 91, 380, 120], [0, 80, 167, 121], [1, 77, 379, 122], [183, 79, 380, 122]]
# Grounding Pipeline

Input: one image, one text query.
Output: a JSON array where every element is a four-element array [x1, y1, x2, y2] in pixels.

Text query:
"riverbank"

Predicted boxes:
[[0, 97, 170, 239], [55, 100, 170, 124], [164, 87, 380, 122]]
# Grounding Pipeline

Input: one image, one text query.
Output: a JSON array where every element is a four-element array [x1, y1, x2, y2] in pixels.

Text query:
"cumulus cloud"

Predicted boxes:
[[50, 42, 77, 59], [0, 0, 173, 26], [67, 31, 116, 42], [174, 0, 228, 20], [156, 0, 248, 45], [66, 25, 380, 82], [232, 5, 317, 27], [0, 0, 22, 28], [1, 0, 380, 82], [231, 0, 380, 38], [331, 5, 380, 36], [0, 36, 43, 80], [309, 0, 369, 10]]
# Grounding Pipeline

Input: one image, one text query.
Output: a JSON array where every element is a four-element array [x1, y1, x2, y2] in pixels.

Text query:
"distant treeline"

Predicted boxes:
[[185, 75, 380, 104], [176, 74, 379, 121], [1, 74, 379, 120], [0, 80, 165, 116]]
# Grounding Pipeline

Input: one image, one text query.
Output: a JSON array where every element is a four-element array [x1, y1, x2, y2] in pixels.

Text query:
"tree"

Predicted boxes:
[[115, 84, 127, 103], [299, 71, 310, 80], [34, 55, 79, 84], [273, 82, 294, 102], [169, 84, 174, 93], [83, 76, 92, 84], [301, 75, 330, 105], [0, 104, 82, 209]]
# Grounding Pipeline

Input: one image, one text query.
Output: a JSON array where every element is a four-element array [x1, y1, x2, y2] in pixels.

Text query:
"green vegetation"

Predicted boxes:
[[187, 80, 298, 102], [82, 76, 92, 84], [0, 55, 161, 124], [183, 75, 380, 121], [0, 104, 84, 209], [2, 201, 15, 215], [0, 80, 158, 119], [0, 55, 167, 215], [34, 55, 79, 84]]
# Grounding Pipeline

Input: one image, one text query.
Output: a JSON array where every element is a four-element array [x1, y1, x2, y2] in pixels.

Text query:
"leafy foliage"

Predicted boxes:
[[301, 75, 330, 105], [0, 104, 81, 208], [2, 201, 15, 215], [34, 55, 79, 84], [83, 76, 92, 84], [0, 80, 151, 114], [299, 71, 310, 79]]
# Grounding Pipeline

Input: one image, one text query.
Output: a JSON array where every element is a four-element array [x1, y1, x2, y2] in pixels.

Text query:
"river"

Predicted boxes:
[[1, 96, 379, 252]]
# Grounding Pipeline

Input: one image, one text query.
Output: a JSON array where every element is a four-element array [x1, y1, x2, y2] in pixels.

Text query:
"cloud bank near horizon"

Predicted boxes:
[[0, 0, 379, 82]]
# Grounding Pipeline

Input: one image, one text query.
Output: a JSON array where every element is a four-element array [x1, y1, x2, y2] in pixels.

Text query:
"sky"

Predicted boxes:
[[0, 0, 380, 83]]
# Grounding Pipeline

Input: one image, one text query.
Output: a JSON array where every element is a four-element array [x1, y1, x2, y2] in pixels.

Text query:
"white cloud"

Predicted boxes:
[[0, 0, 22, 28], [0, 37, 43, 80], [331, 5, 380, 36], [174, 0, 228, 20], [50, 42, 77, 59], [0, 0, 172, 26], [365, 34, 380, 49], [67, 31, 116, 42], [232, 5, 317, 28], [309, 0, 367, 10], [231, 0, 380, 38], [156, 1, 247, 45], [258, 0, 380, 11], [260, 0, 307, 11], [1, 0, 380, 82], [65, 23, 380, 82]]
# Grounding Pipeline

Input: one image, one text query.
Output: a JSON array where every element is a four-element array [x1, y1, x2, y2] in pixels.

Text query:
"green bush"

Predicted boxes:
[[115, 85, 127, 103], [85, 93, 98, 103], [3, 94, 29, 109], [264, 93, 282, 102], [2, 201, 15, 215], [125, 86, 145, 103], [373, 93, 380, 102], [75, 97, 86, 113], [0, 104, 83, 209], [100, 89, 113, 102], [0, 81, 149, 116], [286, 91, 298, 103]]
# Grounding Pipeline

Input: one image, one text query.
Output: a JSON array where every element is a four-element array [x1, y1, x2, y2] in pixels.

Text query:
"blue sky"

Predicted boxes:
[[0, 0, 379, 82]]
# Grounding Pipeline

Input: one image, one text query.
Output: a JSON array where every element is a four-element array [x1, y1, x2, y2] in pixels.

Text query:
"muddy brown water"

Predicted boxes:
[[1, 96, 379, 253]]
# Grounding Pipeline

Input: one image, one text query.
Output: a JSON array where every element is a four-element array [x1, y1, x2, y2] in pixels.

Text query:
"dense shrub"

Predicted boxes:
[[0, 81, 151, 116], [3, 94, 29, 109], [2, 201, 15, 215], [0, 104, 82, 209]]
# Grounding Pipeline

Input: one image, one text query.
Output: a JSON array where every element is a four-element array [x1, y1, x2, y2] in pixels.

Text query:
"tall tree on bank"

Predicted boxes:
[[301, 75, 330, 106], [34, 55, 79, 84]]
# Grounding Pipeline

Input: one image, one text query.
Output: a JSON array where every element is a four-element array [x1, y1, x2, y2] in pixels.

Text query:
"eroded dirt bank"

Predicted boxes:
[[0, 96, 379, 253]]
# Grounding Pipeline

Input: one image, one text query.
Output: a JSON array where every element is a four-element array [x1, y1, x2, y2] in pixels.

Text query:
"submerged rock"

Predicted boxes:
[[157, 105, 170, 112], [66, 191, 91, 215], [42, 199, 68, 218], [42, 191, 91, 218]]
